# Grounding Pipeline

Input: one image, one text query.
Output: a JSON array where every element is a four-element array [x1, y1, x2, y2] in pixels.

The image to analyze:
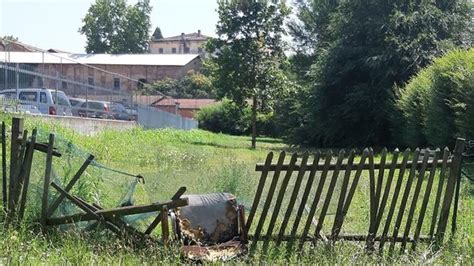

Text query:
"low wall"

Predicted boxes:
[[32, 114, 137, 135]]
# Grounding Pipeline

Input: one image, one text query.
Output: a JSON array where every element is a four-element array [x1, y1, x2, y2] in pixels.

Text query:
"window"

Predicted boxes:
[[88, 77, 94, 89], [172, 47, 177, 54], [114, 78, 121, 90], [184, 47, 190, 53], [158, 48, 164, 54], [198, 47, 203, 53], [37, 77, 43, 87], [61, 81, 68, 90], [40, 92, 47, 103], [19, 92, 37, 102], [51, 91, 70, 106]]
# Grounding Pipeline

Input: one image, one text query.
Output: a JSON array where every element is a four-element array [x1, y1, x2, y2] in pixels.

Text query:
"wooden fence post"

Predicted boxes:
[[2, 121, 7, 211], [40, 133, 55, 228], [7, 117, 23, 222]]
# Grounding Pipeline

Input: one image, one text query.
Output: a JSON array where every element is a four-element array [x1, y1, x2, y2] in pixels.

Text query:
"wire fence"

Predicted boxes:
[[0, 38, 197, 130]]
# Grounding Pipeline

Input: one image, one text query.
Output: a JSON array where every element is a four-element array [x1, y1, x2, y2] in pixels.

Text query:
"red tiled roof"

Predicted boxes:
[[152, 98, 217, 109]]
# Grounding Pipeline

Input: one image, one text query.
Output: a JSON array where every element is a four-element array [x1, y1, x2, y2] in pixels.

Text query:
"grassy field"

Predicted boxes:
[[0, 114, 472, 264]]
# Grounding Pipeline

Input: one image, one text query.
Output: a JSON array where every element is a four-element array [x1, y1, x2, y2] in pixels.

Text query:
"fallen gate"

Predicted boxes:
[[246, 139, 465, 254], [1, 117, 188, 244]]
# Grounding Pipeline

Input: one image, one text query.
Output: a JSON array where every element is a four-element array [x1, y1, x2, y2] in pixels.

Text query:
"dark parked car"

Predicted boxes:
[[110, 102, 133, 121], [76, 100, 112, 119]]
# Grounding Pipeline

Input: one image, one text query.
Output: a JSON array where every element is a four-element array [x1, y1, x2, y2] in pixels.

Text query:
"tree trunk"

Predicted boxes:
[[251, 95, 257, 149]]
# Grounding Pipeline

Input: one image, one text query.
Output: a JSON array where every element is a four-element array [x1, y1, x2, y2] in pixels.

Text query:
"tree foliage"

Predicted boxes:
[[206, 0, 290, 148], [152, 27, 163, 39], [79, 0, 152, 54], [287, 0, 473, 147], [145, 71, 214, 98], [396, 48, 474, 147]]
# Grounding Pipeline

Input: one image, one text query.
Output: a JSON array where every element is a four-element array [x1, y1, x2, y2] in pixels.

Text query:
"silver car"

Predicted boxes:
[[0, 88, 73, 116]]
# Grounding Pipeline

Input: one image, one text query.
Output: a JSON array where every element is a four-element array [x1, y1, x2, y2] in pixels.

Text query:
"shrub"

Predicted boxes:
[[195, 99, 250, 135], [396, 48, 474, 147]]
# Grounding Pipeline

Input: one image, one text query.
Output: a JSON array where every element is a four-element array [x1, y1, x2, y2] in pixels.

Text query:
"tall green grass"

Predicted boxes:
[[0, 114, 472, 264]]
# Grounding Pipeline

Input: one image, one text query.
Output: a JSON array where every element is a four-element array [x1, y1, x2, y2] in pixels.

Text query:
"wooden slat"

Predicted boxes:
[[299, 151, 333, 249], [287, 151, 320, 250], [50, 181, 121, 234], [435, 138, 465, 246], [331, 150, 355, 239], [18, 128, 38, 222], [46, 198, 188, 225], [40, 133, 54, 228], [374, 149, 388, 214], [255, 159, 450, 172], [388, 149, 420, 253], [371, 149, 399, 242], [262, 153, 298, 251], [8, 118, 23, 214], [314, 150, 345, 239], [412, 149, 440, 250], [2, 122, 7, 210], [342, 149, 369, 215], [276, 152, 309, 246], [47, 154, 95, 217], [76, 197, 149, 240], [429, 148, 450, 239], [379, 148, 410, 253], [251, 152, 285, 248], [246, 152, 273, 232], [161, 205, 169, 246], [144, 186, 186, 235], [249, 233, 432, 243], [367, 148, 376, 248], [400, 151, 430, 251]]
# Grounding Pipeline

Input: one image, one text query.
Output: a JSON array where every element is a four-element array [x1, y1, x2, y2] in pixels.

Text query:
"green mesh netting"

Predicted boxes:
[[21, 129, 159, 231]]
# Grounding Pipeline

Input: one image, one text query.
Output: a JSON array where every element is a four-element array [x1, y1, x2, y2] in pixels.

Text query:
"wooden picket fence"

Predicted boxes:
[[246, 139, 465, 254]]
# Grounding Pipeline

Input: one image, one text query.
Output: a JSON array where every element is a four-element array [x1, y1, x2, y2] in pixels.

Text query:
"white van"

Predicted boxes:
[[0, 88, 73, 116]]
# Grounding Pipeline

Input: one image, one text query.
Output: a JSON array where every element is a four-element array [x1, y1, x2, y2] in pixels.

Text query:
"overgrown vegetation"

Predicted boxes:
[[0, 115, 472, 263], [144, 70, 215, 99], [284, 0, 473, 147], [395, 48, 474, 147]]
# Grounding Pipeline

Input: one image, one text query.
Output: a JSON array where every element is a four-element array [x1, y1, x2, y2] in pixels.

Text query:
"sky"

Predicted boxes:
[[0, 0, 219, 53]]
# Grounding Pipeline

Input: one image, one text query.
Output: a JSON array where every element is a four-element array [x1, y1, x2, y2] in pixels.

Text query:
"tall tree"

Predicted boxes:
[[79, 0, 152, 54], [206, 0, 290, 148], [152, 27, 164, 39], [288, 0, 472, 147]]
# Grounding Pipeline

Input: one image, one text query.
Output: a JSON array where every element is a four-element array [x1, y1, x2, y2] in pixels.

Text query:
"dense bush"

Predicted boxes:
[[196, 100, 280, 137], [195, 99, 250, 135], [396, 48, 474, 147]]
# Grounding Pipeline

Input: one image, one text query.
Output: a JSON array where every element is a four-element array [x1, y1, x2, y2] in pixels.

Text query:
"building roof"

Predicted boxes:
[[153, 31, 210, 42], [152, 98, 217, 109], [0, 40, 43, 52], [0, 52, 200, 66]]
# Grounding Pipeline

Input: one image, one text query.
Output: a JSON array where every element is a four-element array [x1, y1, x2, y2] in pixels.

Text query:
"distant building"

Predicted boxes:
[[0, 39, 42, 52], [0, 52, 201, 95], [151, 98, 217, 119], [149, 30, 209, 56]]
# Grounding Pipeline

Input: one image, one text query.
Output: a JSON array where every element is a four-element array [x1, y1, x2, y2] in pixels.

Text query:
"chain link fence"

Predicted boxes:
[[0, 38, 197, 130]]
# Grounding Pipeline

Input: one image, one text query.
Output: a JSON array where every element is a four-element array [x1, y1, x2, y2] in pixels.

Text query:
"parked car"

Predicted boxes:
[[69, 98, 86, 116], [125, 107, 138, 121], [110, 102, 135, 121], [76, 100, 113, 119], [0, 94, 42, 115], [0, 88, 73, 116]]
